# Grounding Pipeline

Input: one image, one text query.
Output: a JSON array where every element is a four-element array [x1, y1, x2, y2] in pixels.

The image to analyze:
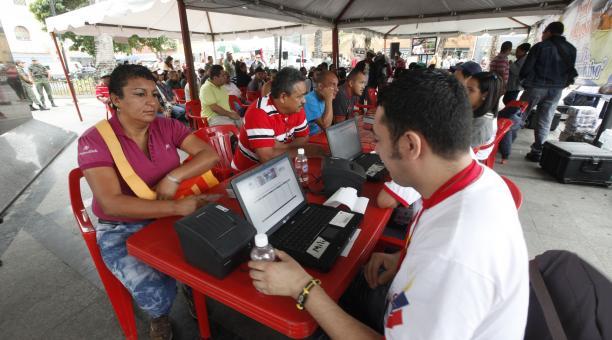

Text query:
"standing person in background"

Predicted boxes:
[[16, 60, 45, 111], [161, 56, 174, 72], [504, 43, 531, 104], [204, 56, 214, 72], [224, 52, 236, 79], [29, 59, 57, 108], [489, 41, 512, 84], [519, 21, 577, 162]]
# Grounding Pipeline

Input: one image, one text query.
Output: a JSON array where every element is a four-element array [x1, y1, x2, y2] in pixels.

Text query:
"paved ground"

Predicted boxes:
[[0, 97, 610, 339]]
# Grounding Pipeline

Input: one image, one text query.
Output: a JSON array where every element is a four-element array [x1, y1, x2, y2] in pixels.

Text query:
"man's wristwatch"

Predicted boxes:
[[296, 278, 321, 310]]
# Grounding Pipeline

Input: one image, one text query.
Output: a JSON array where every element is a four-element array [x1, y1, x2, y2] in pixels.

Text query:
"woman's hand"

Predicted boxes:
[[248, 250, 312, 298], [174, 194, 222, 216], [156, 176, 180, 200]]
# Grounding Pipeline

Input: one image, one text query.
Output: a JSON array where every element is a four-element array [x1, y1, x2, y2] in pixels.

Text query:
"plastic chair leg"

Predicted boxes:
[[96, 263, 138, 339], [193, 290, 211, 339]]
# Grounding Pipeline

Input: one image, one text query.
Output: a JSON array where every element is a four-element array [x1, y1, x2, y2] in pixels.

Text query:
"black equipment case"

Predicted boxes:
[[540, 141, 612, 186]]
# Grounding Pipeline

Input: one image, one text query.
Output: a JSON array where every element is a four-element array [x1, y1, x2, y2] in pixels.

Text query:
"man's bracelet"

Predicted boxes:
[[166, 174, 181, 184], [296, 278, 321, 311]]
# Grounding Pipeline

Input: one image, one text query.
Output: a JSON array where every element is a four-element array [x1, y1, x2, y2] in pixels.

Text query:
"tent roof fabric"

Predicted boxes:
[[46, 0, 570, 39], [45, 0, 318, 39]]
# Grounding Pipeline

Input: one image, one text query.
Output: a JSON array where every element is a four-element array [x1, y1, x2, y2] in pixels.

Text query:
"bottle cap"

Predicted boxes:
[[297, 148, 305, 155], [254, 233, 268, 247]]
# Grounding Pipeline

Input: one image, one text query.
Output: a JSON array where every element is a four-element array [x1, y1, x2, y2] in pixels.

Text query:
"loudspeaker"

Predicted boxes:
[[282, 51, 288, 60], [390, 42, 400, 58]]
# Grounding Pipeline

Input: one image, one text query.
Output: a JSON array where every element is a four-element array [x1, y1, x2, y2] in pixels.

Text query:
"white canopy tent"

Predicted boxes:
[[45, 0, 319, 40]]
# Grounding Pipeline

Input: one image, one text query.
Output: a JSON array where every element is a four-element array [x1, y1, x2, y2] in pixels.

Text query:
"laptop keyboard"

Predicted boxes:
[[271, 206, 338, 252]]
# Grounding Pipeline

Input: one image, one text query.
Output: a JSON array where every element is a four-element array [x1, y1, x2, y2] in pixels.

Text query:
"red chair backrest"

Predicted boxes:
[[228, 95, 248, 111], [239, 86, 248, 100], [506, 100, 529, 113], [68, 168, 137, 339], [367, 87, 378, 106], [194, 125, 240, 180], [501, 175, 523, 210], [185, 100, 207, 130], [173, 88, 186, 104], [474, 118, 513, 168], [246, 90, 261, 102]]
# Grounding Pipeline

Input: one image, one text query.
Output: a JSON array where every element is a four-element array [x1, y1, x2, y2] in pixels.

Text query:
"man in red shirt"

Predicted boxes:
[[489, 41, 512, 84], [232, 67, 321, 172]]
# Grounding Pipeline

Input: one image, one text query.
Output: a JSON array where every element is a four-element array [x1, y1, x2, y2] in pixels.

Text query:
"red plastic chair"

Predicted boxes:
[[354, 87, 378, 113], [501, 175, 523, 210], [185, 100, 208, 130], [238, 86, 248, 100], [173, 88, 186, 104], [246, 90, 261, 102], [194, 125, 240, 180], [68, 168, 137, 340], [473, 118, 513, 169], [228, 95, 249, 111]]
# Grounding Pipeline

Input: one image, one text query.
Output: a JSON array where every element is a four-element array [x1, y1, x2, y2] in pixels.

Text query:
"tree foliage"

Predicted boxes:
[[29, 0, 175, 57]]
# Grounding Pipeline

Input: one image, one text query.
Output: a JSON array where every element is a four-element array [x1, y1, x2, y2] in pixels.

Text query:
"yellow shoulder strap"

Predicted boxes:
[[95, 120, 157, 200]]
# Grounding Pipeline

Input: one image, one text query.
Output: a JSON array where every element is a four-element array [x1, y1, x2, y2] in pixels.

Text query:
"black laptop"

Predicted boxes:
[[325, 118, 388, 181], [230, 155, 362, 272]]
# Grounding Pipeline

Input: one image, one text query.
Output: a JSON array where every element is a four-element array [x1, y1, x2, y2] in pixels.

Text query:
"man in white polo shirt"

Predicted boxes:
[[248, 70, 529, 339]]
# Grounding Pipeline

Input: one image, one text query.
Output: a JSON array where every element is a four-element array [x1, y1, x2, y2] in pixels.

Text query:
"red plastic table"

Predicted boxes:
[[127, 158, 391, 339]]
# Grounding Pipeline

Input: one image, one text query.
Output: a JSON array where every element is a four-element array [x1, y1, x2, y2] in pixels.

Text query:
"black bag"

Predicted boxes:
[[525, 250, 612, 340], [540, 141, 612, 186], [563, 91, 602, 107], [551, 40, 578, 87]]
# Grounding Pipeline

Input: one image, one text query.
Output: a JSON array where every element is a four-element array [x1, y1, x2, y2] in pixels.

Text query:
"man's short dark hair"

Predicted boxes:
[[377, 70, 472, 159], [270, 67, 305, 99], [517, 43, 531, 53], [108, 64, 156, 98], [500, 41, 513, 53], [544, 21, 564, 35], [209, 64, 224, 79]]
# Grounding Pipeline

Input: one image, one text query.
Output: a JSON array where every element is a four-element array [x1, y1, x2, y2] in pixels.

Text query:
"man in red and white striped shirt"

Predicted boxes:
[[231, 68, 311, 172], [489, 41, 512, 84]]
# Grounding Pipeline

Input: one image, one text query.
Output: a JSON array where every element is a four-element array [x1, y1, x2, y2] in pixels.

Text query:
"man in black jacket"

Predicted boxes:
[[520, 21, 577, 162]]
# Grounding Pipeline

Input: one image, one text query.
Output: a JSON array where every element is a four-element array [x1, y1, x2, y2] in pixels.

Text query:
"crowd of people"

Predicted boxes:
[[80, 21, 579, 340]]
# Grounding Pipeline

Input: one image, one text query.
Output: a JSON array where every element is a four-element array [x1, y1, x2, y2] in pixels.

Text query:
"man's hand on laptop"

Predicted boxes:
[[248, 250, 312, 299], [364, 252, 400, 289]]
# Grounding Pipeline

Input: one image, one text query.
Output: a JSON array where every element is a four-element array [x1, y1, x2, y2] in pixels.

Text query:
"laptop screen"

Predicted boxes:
[[325, 118, 362, 160], [231, 155, 306, 235]]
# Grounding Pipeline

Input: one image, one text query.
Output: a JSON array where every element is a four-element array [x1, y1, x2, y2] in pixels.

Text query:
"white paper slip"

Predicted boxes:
[[323, 187, 369, 214], [341, 229, 361, 257], [306, 236, 330, 259], [329, 211, 354, 228]]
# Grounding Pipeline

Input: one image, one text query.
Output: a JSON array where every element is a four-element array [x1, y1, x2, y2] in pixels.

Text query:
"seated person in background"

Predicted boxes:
[[304, 70, 338, 135], [95, 75, 111, 105], [337, 67, 348, 86], [165, 70, 182, 90], [231, 67, 324, 172], [466, 72, 503, 161], [199, 65, 241, 127], [260, 69, 278, 97], [247, 67, 266, 93], [332, 70, 366, 123], [452, 61, 482, 86], [247, 70, 529, 339], [223, 73, 243, 98], [154, 71, 186, 121], [78, 64, 219, 340], [234, 62, 251, 88]]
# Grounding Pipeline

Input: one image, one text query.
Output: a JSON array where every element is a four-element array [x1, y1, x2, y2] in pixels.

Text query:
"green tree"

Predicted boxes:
[[128, 35, 177, 59]]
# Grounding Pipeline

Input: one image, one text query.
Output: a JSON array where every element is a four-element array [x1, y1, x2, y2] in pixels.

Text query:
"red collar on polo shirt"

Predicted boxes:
[[398, 160, 484, 266]]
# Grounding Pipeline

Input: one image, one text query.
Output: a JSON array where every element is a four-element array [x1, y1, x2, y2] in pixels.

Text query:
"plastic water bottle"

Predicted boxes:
[[250, 234, 276, 262], [294, 148, 309, 187]]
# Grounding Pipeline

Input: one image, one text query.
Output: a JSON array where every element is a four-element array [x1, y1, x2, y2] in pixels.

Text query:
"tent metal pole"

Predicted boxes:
[[278, 35, 282, 70], [50, 32, 82, 122], [177, 0, 196, 103], [205, 11, 217, 60], [332, 25, 339, 68]]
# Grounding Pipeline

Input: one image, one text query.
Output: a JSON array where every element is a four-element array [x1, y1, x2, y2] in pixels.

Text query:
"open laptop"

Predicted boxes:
[[230, 155, 362, 272], [325, 118, 388, 181]]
